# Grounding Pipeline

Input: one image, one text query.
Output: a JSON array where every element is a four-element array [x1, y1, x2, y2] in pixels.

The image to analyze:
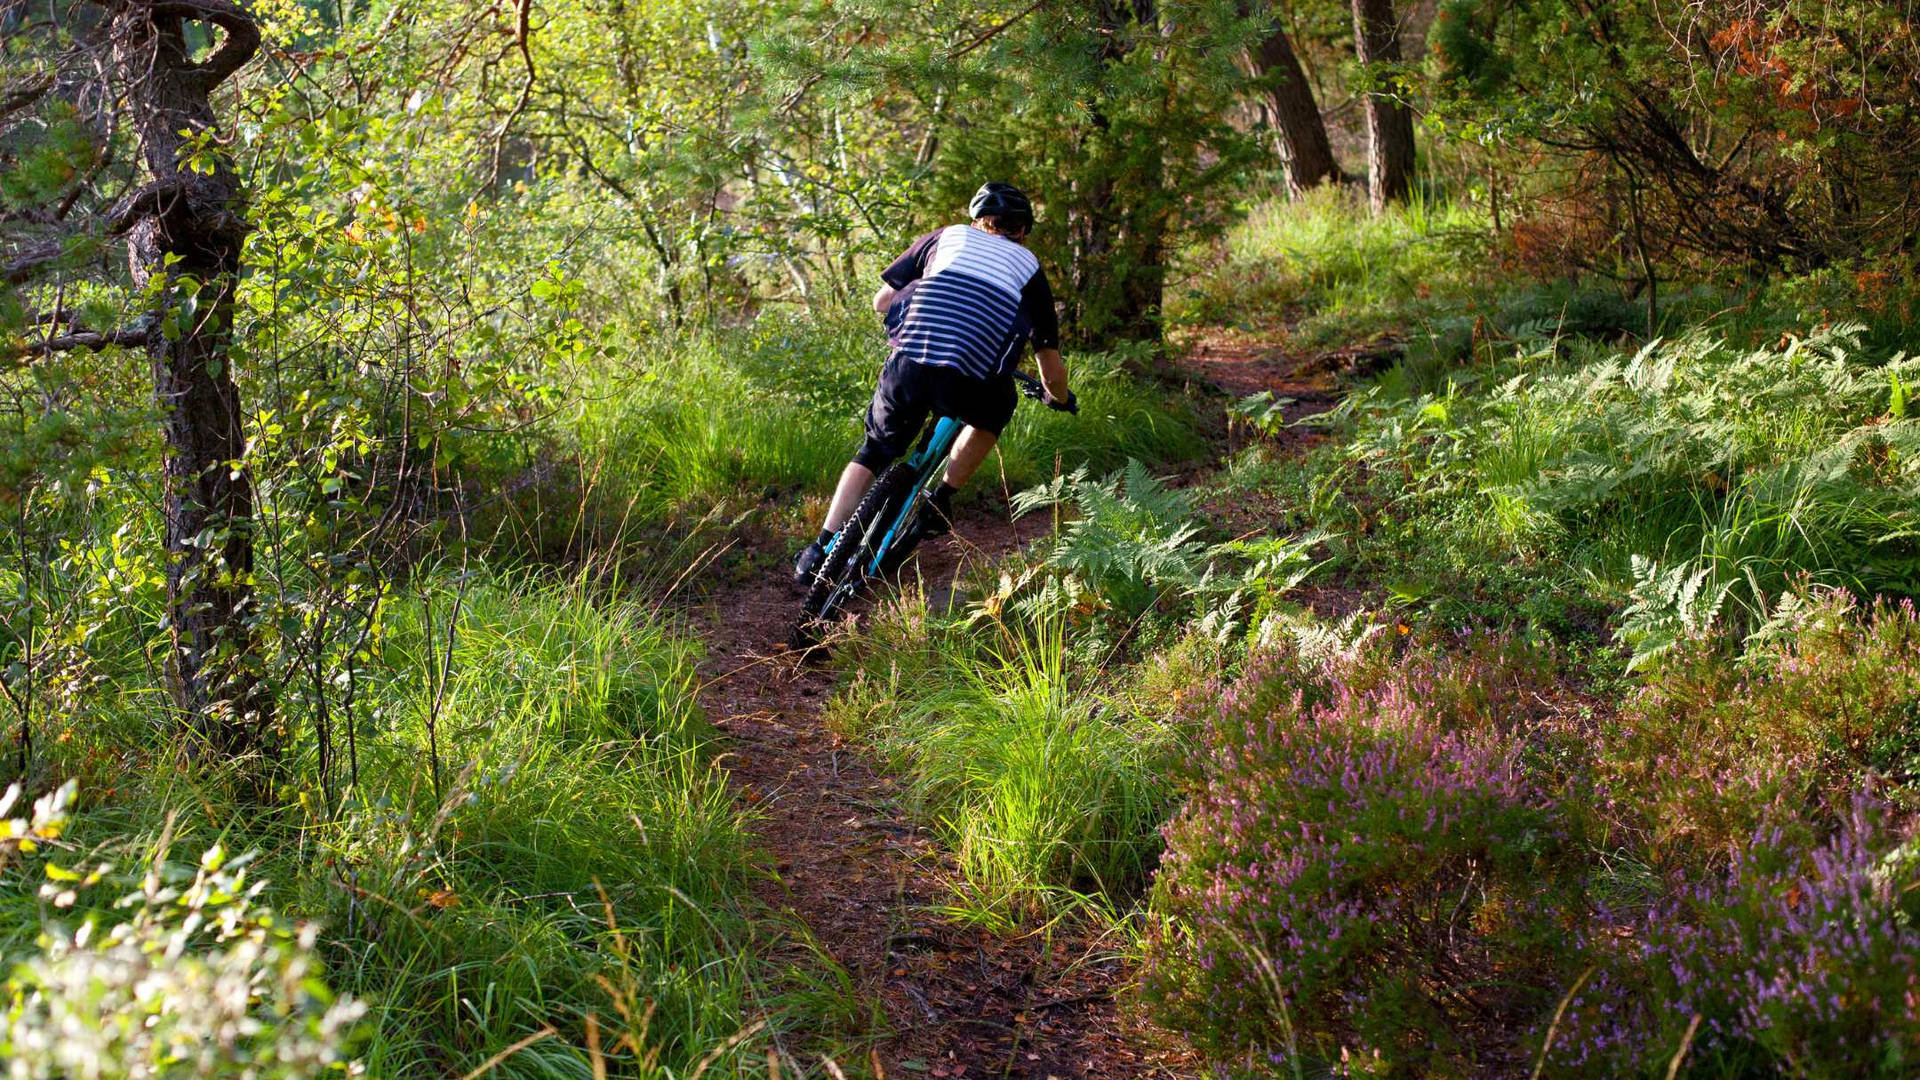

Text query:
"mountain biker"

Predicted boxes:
[[793, 181, 1075, 588]]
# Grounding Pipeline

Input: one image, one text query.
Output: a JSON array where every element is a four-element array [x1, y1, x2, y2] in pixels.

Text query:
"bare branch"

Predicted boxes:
[[0, 76, 55, 122], [21, 324, 153, 356], [3, 242, 66, 287], [105, 177, 188, 234], [952, 0, 1047, 61]]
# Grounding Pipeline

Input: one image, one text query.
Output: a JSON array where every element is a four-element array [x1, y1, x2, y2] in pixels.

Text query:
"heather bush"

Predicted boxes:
[[1544, 796, 1920, 1078], [1144, 632, 1588, 1076], [1604, 595, 1920, 865]]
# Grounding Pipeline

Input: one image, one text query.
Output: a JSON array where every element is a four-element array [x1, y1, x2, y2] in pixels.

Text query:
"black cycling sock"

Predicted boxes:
[[816, 528, 834, 547], [932, 482, 959, 502]]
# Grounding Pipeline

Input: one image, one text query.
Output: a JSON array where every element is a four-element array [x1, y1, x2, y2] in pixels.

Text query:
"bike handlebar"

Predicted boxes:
[[1013, 370, 1078, 414]]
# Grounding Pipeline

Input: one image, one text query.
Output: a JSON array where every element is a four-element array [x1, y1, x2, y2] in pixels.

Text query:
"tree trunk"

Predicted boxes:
[[1352, 0, 1415, 213], [1068, 0, 1166, 349], [109, 1, 267, 759], [1243, 16, 1342, 195]]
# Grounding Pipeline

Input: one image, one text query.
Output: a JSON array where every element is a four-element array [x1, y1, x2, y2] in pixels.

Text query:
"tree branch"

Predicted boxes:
[[0, 76, 54, 122], [145, 0, 262, 90], [104, 178, 189, 234], [21, 324, 153, 356], [952, 0, 1047, 61], [3, 242, 66, 287]]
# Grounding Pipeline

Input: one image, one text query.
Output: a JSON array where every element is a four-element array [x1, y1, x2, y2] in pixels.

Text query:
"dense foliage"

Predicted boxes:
[[5, 0, 1920, 1074]]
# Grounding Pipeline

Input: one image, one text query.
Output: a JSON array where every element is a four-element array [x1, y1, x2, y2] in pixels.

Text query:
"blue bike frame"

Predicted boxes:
[[864, 414, 964, 576]]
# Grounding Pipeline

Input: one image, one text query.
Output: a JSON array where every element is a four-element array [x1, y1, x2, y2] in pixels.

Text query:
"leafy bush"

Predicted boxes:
[[1144, 633, 1587, 1076], [0, 783, 365, 1078]]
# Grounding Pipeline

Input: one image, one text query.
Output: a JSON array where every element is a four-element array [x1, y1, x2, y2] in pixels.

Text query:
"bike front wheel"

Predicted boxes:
[[798, 463, 925, 634]]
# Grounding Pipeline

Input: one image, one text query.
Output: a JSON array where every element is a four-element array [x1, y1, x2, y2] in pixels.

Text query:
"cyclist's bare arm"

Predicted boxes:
[[1035, 347, 1070, 402], [873, 284, 898, 314]]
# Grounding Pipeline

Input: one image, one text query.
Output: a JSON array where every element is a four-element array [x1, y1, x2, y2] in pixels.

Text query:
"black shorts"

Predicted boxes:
[[855, 354, 1017, 470]]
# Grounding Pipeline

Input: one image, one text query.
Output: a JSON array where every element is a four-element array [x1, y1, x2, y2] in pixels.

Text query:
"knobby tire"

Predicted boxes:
[[798, 464, 924, 638]]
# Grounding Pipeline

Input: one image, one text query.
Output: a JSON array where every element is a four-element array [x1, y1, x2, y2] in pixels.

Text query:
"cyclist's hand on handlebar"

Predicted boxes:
[[1047, 389, 1079, 414]]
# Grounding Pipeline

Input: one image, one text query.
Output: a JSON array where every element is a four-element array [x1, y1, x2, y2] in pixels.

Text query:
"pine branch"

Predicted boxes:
[[951, 0, 1048, 61]]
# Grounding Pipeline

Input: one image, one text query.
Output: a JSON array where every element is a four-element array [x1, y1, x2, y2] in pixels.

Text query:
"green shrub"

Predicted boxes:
[[0, 783, 365, 1078]]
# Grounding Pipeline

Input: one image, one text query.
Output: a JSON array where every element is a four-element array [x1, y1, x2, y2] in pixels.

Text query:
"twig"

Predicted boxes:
[[1531, 966, 1597, 1080], [952, 0, 1047, 61], [1664, 1014, 1703, 1080]]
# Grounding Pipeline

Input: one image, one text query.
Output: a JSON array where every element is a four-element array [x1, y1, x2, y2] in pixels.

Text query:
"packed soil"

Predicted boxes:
[[694, 339, 1347, 1077]]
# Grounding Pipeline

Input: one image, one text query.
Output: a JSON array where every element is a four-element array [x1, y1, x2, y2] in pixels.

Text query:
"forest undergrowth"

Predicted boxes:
[[6, 0, 1920, 1067], [819, 192, 1920, 1078], [5, 168, 1919, 1073]]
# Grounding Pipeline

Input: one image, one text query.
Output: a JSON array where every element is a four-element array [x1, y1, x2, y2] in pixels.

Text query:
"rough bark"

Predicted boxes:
[[1243, 16, 1342, 194], [1352, 0, 1415, 213], [108, 0, 267, 758], [1068, 0, 1166, 348]]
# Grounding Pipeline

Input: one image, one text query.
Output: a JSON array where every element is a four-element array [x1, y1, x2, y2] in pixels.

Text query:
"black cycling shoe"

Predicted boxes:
[[914, 488, 956, 539], [793, 539, 827, 590]]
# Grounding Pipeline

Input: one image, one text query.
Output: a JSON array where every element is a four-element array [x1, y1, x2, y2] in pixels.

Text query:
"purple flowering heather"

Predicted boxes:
[[1143, 636, 1586, 1076], [1145, 607, 1920, 1078], [1547, 795, 1920, 1077]]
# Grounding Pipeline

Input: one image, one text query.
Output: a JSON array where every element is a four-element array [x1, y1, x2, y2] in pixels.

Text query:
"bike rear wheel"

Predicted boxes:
[[797, 463, 925, 636]]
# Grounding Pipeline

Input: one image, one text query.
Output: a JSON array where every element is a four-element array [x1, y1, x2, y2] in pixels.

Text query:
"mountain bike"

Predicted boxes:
[[794, 369, 1075, 645]]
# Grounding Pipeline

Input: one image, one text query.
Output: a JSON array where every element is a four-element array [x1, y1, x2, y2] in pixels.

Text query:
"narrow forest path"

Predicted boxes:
[[692, 337, 1345, 1078]]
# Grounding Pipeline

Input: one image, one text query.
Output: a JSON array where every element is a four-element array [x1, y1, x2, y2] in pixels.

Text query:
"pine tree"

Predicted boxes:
[[1352, 0, 1414, 212], [1242, 5, 1343, 195], [3, 1, 268, 762]]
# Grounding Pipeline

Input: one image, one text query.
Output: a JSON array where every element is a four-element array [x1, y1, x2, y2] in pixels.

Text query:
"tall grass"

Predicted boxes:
[[1174, 185, 1493, 343], [535, 322, 1206, 561], [302, 574, 761, 1077], [9, 574, 776, 1079], [826, 600, 1183, 919]]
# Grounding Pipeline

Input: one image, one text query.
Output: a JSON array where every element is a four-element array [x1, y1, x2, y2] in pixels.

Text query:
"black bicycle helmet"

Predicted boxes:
[[968, 181, 1034, 233]]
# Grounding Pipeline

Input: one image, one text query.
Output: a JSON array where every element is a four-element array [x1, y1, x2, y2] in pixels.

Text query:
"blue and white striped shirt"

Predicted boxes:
[[881, 225, 1060, 380]]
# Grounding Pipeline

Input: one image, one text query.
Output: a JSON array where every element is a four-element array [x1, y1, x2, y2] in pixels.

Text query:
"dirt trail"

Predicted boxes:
[[694, 340, 1339, 1077]]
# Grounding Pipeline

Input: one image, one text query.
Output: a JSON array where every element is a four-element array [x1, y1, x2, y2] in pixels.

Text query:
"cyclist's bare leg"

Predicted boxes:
[[822, 462, 875, 532], [941, 426, 998, 489]]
